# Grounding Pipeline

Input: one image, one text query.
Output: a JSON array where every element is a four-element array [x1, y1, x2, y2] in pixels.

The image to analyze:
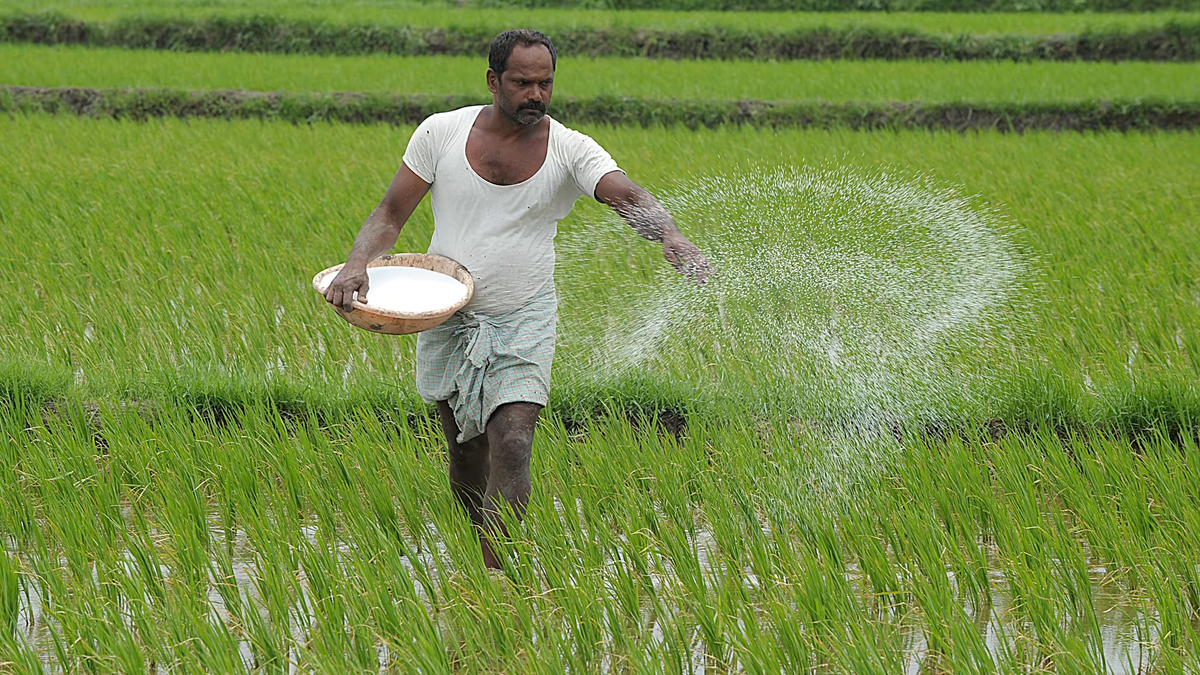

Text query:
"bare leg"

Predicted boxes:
[[436, 401, 490, 537], [482, 401, 541, 515], [436, 400, 541, 569]]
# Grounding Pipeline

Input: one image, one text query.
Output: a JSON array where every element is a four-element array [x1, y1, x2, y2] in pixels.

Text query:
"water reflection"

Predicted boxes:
[[9, 517, 1161, 674]]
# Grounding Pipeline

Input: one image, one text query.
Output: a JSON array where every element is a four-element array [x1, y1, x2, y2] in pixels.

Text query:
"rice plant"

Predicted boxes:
[[5, 45, 1198, 102], [5, 115, 1196, 427], [0, 399, 1195, 672], [1, 1, 1195, 35]]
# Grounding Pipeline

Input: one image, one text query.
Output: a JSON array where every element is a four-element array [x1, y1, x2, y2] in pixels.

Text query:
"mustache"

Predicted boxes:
[[519, 101, 547, 113]]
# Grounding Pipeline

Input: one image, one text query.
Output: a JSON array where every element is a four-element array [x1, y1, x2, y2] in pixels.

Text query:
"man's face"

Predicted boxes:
[[488, 44, 555, 126]]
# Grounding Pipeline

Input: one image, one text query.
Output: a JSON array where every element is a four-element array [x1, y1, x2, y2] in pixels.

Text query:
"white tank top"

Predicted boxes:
[[401, 105, 622, 315]]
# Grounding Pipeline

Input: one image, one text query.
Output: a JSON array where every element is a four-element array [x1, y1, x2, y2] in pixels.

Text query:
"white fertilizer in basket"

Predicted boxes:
[[320, 267, 468, 314]]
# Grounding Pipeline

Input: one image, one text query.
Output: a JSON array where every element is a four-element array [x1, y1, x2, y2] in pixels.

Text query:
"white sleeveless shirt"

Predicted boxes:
[[401, 105, 622, 315]]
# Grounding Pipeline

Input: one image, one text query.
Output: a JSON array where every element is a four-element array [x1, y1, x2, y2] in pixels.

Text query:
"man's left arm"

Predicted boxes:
[[594, 171, 713, 285]]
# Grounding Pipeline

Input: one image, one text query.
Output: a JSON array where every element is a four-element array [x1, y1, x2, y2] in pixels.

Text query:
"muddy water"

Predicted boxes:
[[896, 564, 1156, 675], [686, 527, 1158, 675], [10, 518, 1160, 674]]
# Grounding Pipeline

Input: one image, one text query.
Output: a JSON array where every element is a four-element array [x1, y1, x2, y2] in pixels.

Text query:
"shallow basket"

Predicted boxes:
[[312, 253, 474, 335]]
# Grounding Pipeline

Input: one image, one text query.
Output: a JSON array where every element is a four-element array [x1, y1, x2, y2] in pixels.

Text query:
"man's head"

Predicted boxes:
[[487, 29, 557, 126]]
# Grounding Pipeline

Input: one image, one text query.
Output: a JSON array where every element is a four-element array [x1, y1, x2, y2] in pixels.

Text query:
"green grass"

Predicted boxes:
[[0, 114, 1197, 427], [6, 44, 1200, 102], [0, 400, 1196, 671], [3, 2, 1198, 34]]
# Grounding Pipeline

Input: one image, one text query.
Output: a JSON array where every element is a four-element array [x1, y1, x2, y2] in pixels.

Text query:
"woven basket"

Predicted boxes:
[[312, 253, 474, 335]]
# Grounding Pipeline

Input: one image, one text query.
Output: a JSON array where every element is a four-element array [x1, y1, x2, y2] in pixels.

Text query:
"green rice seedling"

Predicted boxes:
[[988, 433, 1119, 671], [842, 506, 906, 617], [1141, 439, 1200, 617], [0, 632, 41, 675], [785, 528, 881, 671], [992, 436, 1097, 624], [900, 437, 993, 612], [233, 486, 305, 670], [297, 533, 379, 673], [3, 116, 1199, 428], [2, 354, 1197, 670], [1145, 564, 1199, 671], [892, 507, 979, 668], [6, 44, 1200, 103], [152, 459, 212, 598], [236, 586, 285, 673], [1037, 433, 1124, 575], [1079, 436, 1163, 592], [350, 415, 440, 559], [2, 2, 1196, 36], [208, 544, 245, 636], [347, 549, 448, 673], [1116, 431, 1200, 668], [0, 432, 37, 571], [724, 583, 780, 673], [0, 550, 18, 639], [1063, 440, 1147, 585]]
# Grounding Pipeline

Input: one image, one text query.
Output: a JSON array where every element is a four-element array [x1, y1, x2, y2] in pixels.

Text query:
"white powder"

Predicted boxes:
[[320, 266, 468, 314], [556, 164, 1030, 422]]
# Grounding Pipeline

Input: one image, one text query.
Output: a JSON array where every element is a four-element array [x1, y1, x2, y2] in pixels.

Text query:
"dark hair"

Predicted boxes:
[[488, 29, 557, 79]]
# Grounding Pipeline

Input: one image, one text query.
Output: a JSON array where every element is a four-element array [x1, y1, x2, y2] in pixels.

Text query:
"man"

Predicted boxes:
[[324, 29, 711, 568]]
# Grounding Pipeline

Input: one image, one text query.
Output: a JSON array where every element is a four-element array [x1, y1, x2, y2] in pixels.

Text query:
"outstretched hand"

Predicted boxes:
[[662, 231, 712, 286], [324, 265, 370, 312], [593, 172, 713, 286]]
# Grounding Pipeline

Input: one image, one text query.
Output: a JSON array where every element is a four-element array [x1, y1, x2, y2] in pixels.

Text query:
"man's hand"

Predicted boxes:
[[326, 163, 431, 313], [324, 264, 370, 312], [595, 171, 714, 286], [663, 230, 712, 286]]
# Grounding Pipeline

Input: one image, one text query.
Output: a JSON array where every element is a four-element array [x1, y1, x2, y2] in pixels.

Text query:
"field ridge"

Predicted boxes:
[[3, 383, 1197, 448], [4, 84, 1199, 131], [4, 11, 1200, 61]]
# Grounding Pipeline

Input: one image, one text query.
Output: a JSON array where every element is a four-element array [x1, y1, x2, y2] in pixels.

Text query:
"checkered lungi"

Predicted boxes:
[[416, 291, 557, 443]]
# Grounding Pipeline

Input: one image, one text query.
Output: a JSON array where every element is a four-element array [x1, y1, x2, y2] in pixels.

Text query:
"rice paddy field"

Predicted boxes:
[[5, 1, 1198, 34], [6, 45, 1200, 102], [2, 0, 1200, 673]]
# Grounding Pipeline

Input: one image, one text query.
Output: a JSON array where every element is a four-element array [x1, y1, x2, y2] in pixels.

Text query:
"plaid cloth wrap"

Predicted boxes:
[[416, 291, 557, 443]]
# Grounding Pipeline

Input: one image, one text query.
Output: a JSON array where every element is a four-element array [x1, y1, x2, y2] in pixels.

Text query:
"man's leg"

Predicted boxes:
[[480, 401, 542, 568], [435, 401, 490, 537]]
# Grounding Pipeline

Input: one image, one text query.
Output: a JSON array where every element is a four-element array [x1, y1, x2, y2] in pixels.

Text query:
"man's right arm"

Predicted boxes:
[[324, 163, 431, 312]]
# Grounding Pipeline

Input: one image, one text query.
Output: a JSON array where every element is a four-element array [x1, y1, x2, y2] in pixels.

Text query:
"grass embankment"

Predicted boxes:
[[3, 11, 1199, 60], [1, 400, 1197, 672], [1, 115, 1197, 429], [6, 45, 1200, 101], [8, 86, 1196, 131], [3, 4, 1197, 34]]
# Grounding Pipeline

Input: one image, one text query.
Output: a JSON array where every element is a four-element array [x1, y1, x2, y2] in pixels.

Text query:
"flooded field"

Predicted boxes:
[[3, 2, 1199, 669], [2, 405, 1196, 672], [6, 525, 1165, 673]]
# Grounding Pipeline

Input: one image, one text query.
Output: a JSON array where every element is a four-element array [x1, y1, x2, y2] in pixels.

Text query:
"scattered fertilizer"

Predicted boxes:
[[320, 266, 468, 314], [557, 163, 1031, 423]]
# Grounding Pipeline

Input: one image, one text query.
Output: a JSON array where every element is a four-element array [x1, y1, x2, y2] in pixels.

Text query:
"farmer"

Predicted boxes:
[[323, 29, 711, 568]]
